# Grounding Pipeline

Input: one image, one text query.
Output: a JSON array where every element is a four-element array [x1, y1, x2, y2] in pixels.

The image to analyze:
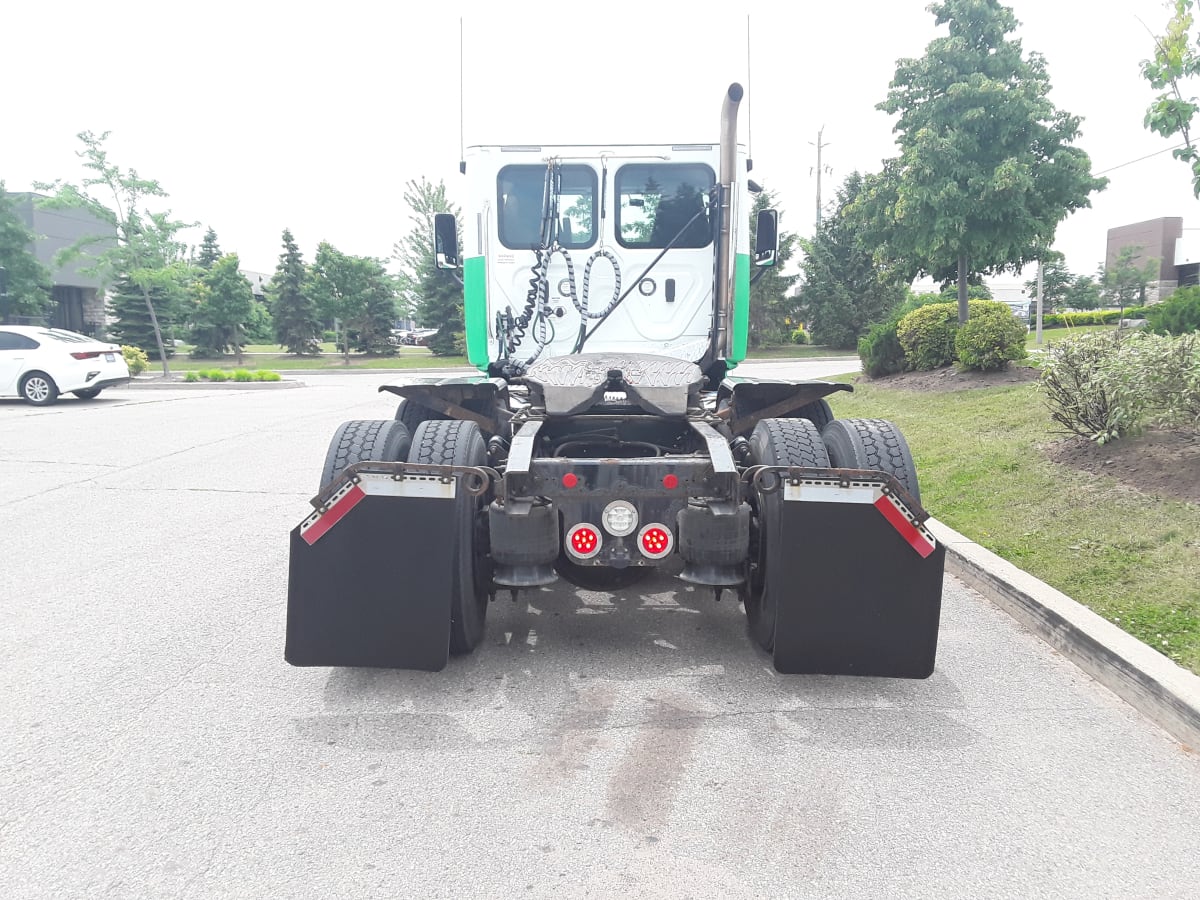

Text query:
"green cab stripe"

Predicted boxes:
[[730, 252, 750, 365], [464, 256, 489, 370]]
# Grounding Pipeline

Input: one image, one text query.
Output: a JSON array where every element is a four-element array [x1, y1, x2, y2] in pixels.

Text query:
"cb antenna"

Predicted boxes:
[[458, 17, 465, 173], [746, 14, 753, 163]]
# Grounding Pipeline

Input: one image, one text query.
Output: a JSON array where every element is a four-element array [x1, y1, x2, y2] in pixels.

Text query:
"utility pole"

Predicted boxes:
[[1035, 257, 1045, 346], [810, 128, 832, 229]]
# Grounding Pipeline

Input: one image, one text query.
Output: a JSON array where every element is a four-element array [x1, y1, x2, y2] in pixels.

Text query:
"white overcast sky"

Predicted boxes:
[[3, 0, 1196, 295]]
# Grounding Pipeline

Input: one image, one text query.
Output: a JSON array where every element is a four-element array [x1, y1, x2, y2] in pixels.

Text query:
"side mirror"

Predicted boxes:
[[754, 209, 778, 268], [0, 266, 8, 296], [434, 213, 459, 270]]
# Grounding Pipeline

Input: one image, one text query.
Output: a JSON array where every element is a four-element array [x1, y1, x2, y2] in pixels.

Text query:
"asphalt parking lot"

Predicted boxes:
[[2, 366, 1199, 899]]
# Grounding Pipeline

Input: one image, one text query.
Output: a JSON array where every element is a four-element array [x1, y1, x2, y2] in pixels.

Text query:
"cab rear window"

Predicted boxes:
[[498, 164, 597, 250], [616, 163, 715, 249]]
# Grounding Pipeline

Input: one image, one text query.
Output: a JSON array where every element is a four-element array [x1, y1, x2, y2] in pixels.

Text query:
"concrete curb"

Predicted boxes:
[[928, 518, 1200, 749], [122, 378, 305, 390]]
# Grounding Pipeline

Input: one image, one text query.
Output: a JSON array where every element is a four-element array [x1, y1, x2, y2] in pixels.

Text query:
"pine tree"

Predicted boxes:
[[746, 189, 799, 347], [191, 254, 255, 363], [108, 273, 179, 358], [196, 228, 221, 270], [268, 229, 320, 354], [352, 258, 399, 355], [799, 174, 908, 349], [393, 177, 463, 356]]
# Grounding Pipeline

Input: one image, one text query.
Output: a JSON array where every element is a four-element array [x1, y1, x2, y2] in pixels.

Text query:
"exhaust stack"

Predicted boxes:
[[716, 83, 743, 361]]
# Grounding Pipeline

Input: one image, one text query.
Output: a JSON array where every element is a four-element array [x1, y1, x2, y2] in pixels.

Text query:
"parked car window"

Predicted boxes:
[[0, 331, 40, 351]]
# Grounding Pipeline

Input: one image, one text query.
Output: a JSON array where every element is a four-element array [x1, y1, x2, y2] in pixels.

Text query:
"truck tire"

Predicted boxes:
[[408, 419, 491, 655], [394, 398, 443, 433], [744, 418, 830, 652], [319, 419, 412, 492], [795, 398, 833, 431], [821, 418, 921, 504]]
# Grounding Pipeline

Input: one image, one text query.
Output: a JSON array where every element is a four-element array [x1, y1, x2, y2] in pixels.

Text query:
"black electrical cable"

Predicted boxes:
[[572, 205, 709, 354]]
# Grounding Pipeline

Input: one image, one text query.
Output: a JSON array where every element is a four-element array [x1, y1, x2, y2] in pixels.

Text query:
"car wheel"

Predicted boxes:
[[74, 388, 103, 400], [20, 372, 60, 406]]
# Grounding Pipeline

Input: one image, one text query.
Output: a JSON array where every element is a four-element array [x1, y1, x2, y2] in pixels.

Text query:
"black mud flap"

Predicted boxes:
[[768, 474, 945, 678], [285, 467, 466, 671]]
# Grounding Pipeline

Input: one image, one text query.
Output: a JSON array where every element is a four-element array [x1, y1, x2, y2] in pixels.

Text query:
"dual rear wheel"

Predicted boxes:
[[320, 417, 490, 656], [743, 416, 920, 652]]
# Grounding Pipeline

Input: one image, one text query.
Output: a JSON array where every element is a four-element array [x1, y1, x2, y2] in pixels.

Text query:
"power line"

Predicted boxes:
[[1094, 142, 1186, 176]]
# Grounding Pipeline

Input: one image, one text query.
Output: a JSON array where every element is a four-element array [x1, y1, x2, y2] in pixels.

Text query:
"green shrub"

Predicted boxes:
[[184, 371, 199, 383], [1037, 330, 1199, 443], [207, 370, 228, 382], [231, 369, 254, 382], [897, 303, 959, 370], [956, 309, 1029, 370], [121, 345, 150, 375], [1146, 286, 1200, 335], [791, 327, 811, 345], [253, 370, 282, 382], [858, 319, 907, 377], [322, 330, 338, 343]]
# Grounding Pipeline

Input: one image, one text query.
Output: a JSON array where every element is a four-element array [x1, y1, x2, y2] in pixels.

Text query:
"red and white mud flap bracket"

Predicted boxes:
[[285, 462, 495, 671], [749, 467, 946, 679]]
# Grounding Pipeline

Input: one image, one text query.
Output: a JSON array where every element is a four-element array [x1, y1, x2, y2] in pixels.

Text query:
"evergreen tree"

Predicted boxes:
[[393, 177, 463, 356], [747, 189, 799, 347], [108, 274, 179, 358], [353, 258, 399, 355], [191, 253, 255, 363], [1021, 250, 1072, 315], [798, 174, 908, 349], [268, 229, 320, 354], [196, 228, 221, 270], [0, 186, 53, 320]]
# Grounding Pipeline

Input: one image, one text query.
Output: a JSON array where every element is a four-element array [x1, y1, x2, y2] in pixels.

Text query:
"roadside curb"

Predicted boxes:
[[123, 378, 305, 390], [928, 518, 1200, 750]]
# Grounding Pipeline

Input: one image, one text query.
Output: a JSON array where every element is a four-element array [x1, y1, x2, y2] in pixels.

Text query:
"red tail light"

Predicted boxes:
[[638, 524, 674, 559], [71, 351, 102, 360], [565, 524, 602, 559]]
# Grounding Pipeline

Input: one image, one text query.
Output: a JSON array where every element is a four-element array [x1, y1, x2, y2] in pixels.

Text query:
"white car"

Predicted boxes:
[[0, 325, 131, 405]]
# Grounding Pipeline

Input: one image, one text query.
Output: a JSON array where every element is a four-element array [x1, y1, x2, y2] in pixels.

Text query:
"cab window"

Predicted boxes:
[[616, 163, 715, 249], [497, 164, 597, 250]]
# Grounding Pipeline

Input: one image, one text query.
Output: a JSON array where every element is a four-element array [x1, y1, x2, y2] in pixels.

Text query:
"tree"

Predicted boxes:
[[393, 177, 462, 355], [859, 0, 1106, 324], [1142, 0, 1200, 196], [108, 274, 181, 358], [191, 254, 255, 363], [36, 131, 195, 375], [196, 228, 222, 270], [0, 185, 53, 320], [797, 173, 907, 349], [747, 188, 799, 346], [1065, 273, 1103, 310], [1099, 247, 1160, 320], [310, 243, 397, 363], [1021, 250, 1072, 314], [268, 229, 320, 354]]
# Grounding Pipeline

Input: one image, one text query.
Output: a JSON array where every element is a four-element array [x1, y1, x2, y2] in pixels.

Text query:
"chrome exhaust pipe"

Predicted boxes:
[[716, 83, 743, 360]]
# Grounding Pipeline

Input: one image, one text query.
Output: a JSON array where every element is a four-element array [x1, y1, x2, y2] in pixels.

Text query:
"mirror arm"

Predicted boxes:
[[750, 267, 768, 287]]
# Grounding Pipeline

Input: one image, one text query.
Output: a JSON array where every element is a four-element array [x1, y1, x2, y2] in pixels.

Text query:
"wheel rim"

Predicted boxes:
[[25, 377, 50, 402]]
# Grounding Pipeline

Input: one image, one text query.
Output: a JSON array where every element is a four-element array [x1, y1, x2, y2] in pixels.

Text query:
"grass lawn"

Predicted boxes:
[[830, 376, 1200, 674], [749, 345, 859, 359], [1025, 324, 1115, 348], [160, 350, 468, 371]]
